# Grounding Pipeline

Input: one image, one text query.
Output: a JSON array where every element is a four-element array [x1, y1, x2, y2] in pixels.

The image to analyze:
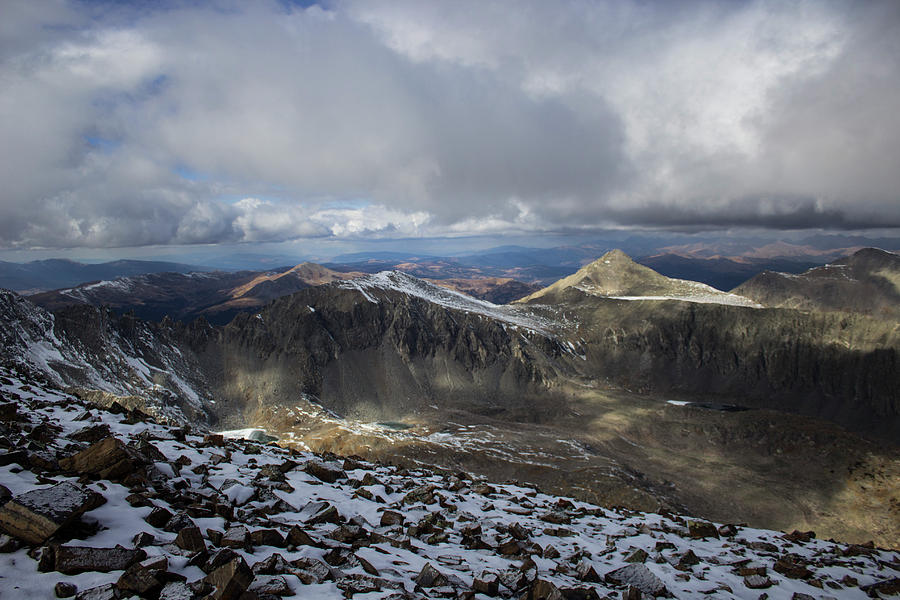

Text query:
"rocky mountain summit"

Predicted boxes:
[[1, 366, 898, 599], [516, 250, 758, 307]]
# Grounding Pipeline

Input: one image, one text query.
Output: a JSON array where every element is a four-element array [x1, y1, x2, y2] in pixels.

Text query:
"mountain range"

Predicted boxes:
[[1, 248, 898, 549]]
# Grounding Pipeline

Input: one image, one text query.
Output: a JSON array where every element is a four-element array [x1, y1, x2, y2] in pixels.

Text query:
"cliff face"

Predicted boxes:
[[554, 293, 900, 436], [191, 278, 573, 426]]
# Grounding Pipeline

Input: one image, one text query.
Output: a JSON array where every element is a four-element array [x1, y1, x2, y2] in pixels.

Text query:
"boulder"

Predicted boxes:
[[54, 544, 147, 574], [773, 558, 812, 579], [605, 564, 669, 597], [299, 501, 340, 525], [624, 548, 649, 563], [174, 526, 206, 554], [54, 581, 77, 598], [0, 482, 104, 544], [743, 575, 773, 589], [249, 528, 285, 548], [73, 583, 118, 600], [203, 556, 253, 600], [576, 560, 601, 582], [59, 437, 143, 480], [523, 579, 564, 600], [686, 520, 719, 539], [473, 571, 500, 596], [286, 524, 319, 547], [221, 525, 250, 550], [415, 563, 448, 588], [249, 575, 292, 596], [304, 460, 345, 483], [380, 510, 405, 527]]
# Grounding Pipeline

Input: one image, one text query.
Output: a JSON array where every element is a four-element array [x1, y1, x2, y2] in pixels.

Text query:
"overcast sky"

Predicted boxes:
[[1, 0, 899, 253]]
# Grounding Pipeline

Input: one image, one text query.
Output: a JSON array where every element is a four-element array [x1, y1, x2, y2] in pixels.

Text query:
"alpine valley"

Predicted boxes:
[[0, 248, 898, 597]]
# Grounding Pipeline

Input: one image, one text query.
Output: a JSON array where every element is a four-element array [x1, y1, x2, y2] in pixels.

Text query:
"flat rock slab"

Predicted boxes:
[[54, 544, 147, 574], [0, 482, 103, 544]]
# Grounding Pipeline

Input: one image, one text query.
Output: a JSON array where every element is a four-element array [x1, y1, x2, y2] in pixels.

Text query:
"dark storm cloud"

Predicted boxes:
[[0, 0, 898, 249]]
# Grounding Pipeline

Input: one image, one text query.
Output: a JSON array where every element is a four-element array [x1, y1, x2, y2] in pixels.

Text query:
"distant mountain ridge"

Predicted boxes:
[[734, 247, 900, 317], [28, 264, 363, 325], [0, 258, 210, 293]]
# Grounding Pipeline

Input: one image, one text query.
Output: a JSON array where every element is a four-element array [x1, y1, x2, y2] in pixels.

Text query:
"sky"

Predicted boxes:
[[1, 0, 899, 260]]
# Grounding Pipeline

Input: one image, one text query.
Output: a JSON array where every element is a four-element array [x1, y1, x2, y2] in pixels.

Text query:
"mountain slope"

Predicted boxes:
[[2, 368, 896, 598], [28, 263, 364, 325], [734, 247, 900, 317], [516, 249, 758, 306], [0, 289, 210, 423]]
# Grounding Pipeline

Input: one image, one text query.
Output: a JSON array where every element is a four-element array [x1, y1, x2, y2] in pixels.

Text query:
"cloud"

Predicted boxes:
[[0, 0, 898, 249]]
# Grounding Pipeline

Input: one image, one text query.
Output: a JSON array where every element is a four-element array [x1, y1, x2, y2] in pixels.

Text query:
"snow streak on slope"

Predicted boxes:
[[338, 271, 555, 333], [0, 290, 207, 422]]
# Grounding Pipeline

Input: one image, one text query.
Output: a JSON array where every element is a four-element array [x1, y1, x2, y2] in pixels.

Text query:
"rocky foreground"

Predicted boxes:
[[0, 367, 897, 600]]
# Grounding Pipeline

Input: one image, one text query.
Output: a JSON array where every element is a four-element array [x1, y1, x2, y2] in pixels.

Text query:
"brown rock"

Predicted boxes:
[[524, 579, 564, 600], [625, 549, 648, 563], [0, 481, 104, 544], [675, 550, 700, 571], [203, 548, 241, 574], [687, 520, 719, 539], [285, 525, 319, 547], [54, 581, 77, 598], [67, 424, 111, 444], [116, 556, 168, 595], [144, 506, 173, 528], [204, 434, 225, 447], [861, 578, 900, 597], [380, 510, 405, 527], [221, 525, 251, 550], [773, 558, 812, 579], [304, 460, 345, 483], [473, 571, 500, 596], [499, 537, 524, 556], [175, 526, 206, 554], [249, 574, 292, 596], [250, 528, 285, 548], [357, 554, 380, 576], [337, 574, 382, 596], [559, 586, 602, 600], [59, 437, 142, 480], [54, 544, 146, 574], [73, 583, 118, 600], [415, 562, 448, 588], [204, 556, 253, 600], [290, 556, 332, 584], [403, 484, 438, 505]]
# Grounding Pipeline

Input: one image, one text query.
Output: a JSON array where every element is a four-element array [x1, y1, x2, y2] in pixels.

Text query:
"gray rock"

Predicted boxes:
[[0, 482, 104, 544], [605, 564, 669, 597], [54, 544, 147, 574]]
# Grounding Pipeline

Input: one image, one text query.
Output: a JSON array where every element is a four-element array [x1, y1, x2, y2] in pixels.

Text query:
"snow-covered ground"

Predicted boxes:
[[0, 366, 897, 599]]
